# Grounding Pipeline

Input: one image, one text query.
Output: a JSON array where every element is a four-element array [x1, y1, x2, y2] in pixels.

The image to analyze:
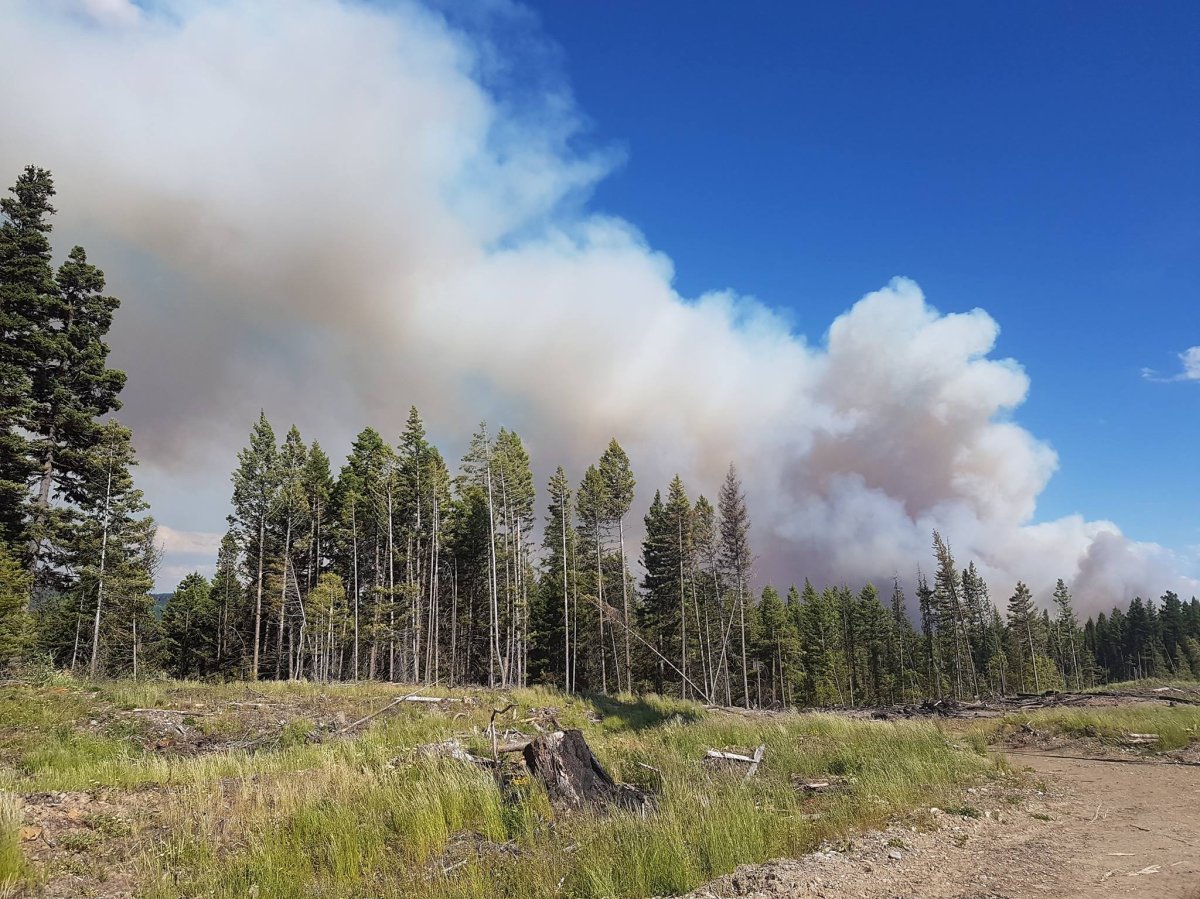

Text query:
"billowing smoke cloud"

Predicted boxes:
[[2, 0, 1196, 612]]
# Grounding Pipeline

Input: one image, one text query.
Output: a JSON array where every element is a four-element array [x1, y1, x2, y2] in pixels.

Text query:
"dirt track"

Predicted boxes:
[[1018, 750, 1199, 898], [687, 748, 1200, 899]]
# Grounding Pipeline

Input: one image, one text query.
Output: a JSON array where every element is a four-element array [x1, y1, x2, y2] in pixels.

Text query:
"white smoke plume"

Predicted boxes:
[[2, 0, 1196, 613]]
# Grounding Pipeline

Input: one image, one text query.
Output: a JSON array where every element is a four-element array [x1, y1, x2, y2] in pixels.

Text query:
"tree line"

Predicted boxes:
[[1, 165, 1198, 704]]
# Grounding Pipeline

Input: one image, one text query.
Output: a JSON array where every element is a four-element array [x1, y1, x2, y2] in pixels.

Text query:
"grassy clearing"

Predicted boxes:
[[1083, 677, 1200, 696], [983, 704, 1200, 751], [0, 680, 999, 898]]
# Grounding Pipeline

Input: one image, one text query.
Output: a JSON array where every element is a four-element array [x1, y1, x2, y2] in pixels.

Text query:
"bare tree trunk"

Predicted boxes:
[[351, 507, 359, 680], [89, 442, 115, 678], [595, 524, 606, 693], [450, 559, 458, 687], [275, 518, 292, 679], [386, 486, 395, 682], [252, 516, 265, 680], [618, 515, 632, 693], [70, 590, 86, 672], [693, 577, 709, 700], [485, 463, 502, 687], [561, 487, 570, 692], [570, 538, 579, 692], [425, 499, 438, 684], [26, 420, 60, 594], [738, 572, 750, 709], [678, 515, 687, 699], [1026, 620, 1041, 692]]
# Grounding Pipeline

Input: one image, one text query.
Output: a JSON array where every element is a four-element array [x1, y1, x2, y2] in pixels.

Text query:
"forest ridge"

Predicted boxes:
[[2, 166, 1199, 704]]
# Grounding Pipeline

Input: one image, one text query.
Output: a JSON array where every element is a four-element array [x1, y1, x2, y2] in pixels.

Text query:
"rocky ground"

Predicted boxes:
[[687, 730, 1200, 899]]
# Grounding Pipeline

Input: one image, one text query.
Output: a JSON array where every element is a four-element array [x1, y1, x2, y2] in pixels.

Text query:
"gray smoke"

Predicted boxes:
[[3, 0, 1196, 611]]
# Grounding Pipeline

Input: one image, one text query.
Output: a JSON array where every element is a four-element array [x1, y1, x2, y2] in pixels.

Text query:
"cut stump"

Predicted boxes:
[[523, 729, 653, 816]]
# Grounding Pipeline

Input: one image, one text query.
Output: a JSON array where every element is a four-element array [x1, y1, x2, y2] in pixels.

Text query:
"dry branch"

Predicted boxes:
[[337, 684, 438, 735], [706, 749, 757, 763], [743, 744, 766, 783]]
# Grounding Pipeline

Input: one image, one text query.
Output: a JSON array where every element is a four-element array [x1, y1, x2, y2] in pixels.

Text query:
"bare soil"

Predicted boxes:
[[687, 742, 1200, 899]]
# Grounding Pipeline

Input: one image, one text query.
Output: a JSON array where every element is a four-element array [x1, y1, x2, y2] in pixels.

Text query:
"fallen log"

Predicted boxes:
[[1122, 733, 1161, 745], [706, 749, 757, 763], [523, 729, 654, 816]]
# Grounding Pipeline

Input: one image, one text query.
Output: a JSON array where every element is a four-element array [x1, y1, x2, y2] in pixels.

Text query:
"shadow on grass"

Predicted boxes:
[[585, 693, 706, 731]]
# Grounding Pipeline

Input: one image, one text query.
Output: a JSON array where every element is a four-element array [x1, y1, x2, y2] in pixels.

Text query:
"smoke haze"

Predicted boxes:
[[3, 0, 1196, 611]]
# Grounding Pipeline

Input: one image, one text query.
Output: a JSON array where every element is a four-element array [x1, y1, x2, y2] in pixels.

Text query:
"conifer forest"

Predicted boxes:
[[3, 166, 1199, 705]]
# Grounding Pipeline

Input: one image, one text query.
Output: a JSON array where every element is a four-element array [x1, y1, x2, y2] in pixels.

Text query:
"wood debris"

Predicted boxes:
[[523, 729, 654, 815]]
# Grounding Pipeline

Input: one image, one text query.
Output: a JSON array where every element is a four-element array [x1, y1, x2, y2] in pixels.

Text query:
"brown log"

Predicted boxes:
[[523, 729, 653, 815]]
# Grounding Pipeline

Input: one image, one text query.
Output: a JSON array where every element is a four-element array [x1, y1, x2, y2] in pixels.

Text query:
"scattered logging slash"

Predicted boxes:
[[705, 744, 767, 782], [798, 780, 835, 793], [706, 749, 758, 763], [414, 740, 480, 765], [1122, 733, 1161, 745], [523, 729, 654, 816]]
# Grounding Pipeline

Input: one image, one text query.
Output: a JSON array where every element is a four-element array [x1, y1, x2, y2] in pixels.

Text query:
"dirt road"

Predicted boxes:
[[687, 750, 1200, 899], [1017, 750, 1199, 898]]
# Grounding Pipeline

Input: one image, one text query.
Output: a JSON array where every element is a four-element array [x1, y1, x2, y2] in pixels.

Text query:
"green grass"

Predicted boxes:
[[0, 679, 1002, 898], [983, 705, 1200, 751], [0, 791, 25, 899], [1083, 677, 1200, 696]]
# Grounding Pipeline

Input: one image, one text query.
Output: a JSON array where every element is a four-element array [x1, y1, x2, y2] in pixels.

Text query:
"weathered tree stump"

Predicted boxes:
[[523, 729, 653, 815]]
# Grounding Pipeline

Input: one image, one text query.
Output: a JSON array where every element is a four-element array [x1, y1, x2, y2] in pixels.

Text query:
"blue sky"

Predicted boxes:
[[6, 0, 1195, 596], [511, 0, 1199, 551]]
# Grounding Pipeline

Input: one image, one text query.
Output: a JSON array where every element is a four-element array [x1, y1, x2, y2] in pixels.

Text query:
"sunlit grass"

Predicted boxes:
[[1084, 677, 1200, 696], [0, 792, 25, 899], [983, 705, 1200, 751], [1, 679, 1001, 898]]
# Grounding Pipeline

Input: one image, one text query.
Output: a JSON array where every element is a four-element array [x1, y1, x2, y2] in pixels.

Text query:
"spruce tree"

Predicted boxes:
[[71, 421, 156, 677], [1052, 579, 1082, 687], [718, 464, 752, 707], [299, 442, 332, 590], [664, 476, 694, 697], [493, 429, 534, 686], [635, 482, 701, 698], [1006, 581, 1041, 691], [598, 439, 636, 692], [575, 463, 610, 692], [931, 532, 973, 698], [162, 572, 216, 678], [961, 562, 992, 692], [754, 585, 793, 705], [0, 545, 30, 667], [691, 495, 720, 700], [26, 246, 126, 591], [0, 166, 57, 549], [230, 412, 279, 680], [210, 531, 242, 675], [541, 466, 574, 690], [273, 425, 308, 679]]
